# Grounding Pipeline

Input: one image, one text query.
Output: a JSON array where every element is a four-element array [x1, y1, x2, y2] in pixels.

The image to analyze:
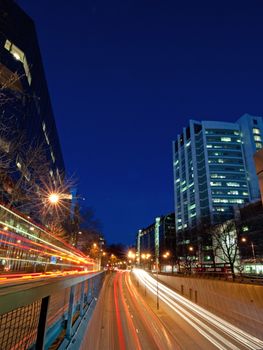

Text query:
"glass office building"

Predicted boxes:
[[173, 114, 263, 233], [0, 0, 65, 174]]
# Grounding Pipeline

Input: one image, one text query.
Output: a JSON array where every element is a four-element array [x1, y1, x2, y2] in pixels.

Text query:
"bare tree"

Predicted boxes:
[[211, 220, 239, 279]]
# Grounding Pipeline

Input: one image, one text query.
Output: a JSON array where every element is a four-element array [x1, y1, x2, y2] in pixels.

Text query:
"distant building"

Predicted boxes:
[[254, 148, 263, 205], [0, 0, 65, 204], [136, 213, 176, 267], [173, 114, 263, 237], [235, 200, 263, 263]]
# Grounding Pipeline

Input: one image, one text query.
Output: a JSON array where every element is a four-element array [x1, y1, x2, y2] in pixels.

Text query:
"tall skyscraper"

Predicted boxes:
[[173, 114, 263, 235], [0, 0, 65, 208]]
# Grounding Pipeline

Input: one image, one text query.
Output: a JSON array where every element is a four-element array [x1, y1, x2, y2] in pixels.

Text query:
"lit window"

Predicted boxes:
[[253, 128, 260, 135], [211, 174, 226, 179], [4, 39, 32, 85], [218, 159, 224, 163], [226, 182, 240, 187], [210, 182, 222, 186], [227, 190, 239, 195], [16, 161, 21, 169], [234, 131, 239, 136], [255, 142, 262, 149], [242, 226, 249, 232], [221, 137, 231, 142], [206, 145, 212, 148], [216, 208, 225, 212], [254, 135, 261, 142]]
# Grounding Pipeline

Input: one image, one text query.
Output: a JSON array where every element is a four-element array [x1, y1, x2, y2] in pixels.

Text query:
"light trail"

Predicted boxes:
[[119, 272, 142, 350], [113, 273, 126, 350], [133, 269, 263, 350]]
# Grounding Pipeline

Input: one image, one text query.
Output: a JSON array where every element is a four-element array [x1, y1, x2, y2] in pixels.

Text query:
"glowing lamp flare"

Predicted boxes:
[[48, 193, 60, 204]]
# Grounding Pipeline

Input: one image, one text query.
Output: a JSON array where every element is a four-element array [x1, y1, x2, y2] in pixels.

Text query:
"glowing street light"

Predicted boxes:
[[48, 193, 60, 204]]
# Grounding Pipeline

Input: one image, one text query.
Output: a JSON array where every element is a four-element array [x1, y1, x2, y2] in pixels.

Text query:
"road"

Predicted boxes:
[[82, 269, 263, 350]]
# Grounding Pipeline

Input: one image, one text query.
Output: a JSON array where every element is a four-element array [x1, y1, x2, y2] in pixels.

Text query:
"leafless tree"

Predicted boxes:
[[211, 220, 239, 279]]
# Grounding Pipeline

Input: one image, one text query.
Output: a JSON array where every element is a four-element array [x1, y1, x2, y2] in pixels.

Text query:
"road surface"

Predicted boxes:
[[82, 270, 263, 350]]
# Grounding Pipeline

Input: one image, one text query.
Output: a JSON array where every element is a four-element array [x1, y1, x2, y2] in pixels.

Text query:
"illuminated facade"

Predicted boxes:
[[136, 213, 176, 265], [173, 114, 263, 233], [254, 148, 263, 205], [0, 0, 65, 191]]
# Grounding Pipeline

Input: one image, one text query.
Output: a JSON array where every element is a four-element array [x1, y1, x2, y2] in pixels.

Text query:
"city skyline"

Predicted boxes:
[[18, 0, 263, 244]]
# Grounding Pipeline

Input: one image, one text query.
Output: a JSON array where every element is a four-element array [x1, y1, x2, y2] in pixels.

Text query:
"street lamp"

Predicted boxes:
[[48, 193, 60, 204], [241, 237, 256, 263]]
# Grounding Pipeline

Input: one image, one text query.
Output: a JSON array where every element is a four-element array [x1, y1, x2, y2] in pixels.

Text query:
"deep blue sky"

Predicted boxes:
[[18, 0, 263, 245]]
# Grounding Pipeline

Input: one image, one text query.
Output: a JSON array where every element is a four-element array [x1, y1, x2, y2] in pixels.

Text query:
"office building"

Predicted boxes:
[[0, 0, 65, 207], [254, 148, 263, 205], [173, 114, 263, 235], [136, 213, 176, 267]]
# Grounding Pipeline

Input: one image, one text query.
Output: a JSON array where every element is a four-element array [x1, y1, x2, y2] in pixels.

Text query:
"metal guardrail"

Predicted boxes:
[[156, 271, 263, 285], [0, 271, 105, 350]]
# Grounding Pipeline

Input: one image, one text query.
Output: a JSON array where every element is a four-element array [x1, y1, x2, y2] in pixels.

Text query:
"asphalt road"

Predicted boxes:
[[82, 270, 263, 350]]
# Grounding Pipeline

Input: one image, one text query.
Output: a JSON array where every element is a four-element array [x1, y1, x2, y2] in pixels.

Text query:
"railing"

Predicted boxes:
[[0, 271, 105, 350]]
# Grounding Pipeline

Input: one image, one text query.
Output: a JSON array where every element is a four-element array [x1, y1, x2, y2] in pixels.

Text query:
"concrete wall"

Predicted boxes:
[[158, 274, 263, 338]]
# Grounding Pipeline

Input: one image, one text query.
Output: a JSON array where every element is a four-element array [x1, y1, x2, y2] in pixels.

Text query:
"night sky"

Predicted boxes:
[[18, 0, 263, 245]]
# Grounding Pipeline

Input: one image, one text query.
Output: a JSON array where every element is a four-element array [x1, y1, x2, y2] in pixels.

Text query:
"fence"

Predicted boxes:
[[0, 271, 105, 350]]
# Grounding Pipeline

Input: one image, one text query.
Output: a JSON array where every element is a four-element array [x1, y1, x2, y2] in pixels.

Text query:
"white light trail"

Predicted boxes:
[[133, 269, 263, 350]]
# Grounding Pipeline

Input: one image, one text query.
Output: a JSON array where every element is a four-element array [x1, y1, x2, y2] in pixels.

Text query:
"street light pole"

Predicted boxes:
[[251, 242, 256, 263], [156, 256, 159, 310]]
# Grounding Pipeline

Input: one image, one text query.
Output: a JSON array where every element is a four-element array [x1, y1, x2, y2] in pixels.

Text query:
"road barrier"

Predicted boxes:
[[0, 271, 105, 350]]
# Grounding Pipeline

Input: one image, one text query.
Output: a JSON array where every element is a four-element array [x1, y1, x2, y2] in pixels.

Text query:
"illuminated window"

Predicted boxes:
[[210, 182, 222, 186], [242, 226, 249, 232], [226, 182, 240, 187], [253, 128, 260, 135], [221, 137, 231, 142], [4, 39, 32, 85], [255, 142, 262, 149], [254, 135, 262, 142], [227, 190, 239, 195], [206, 144, 212, 148], [16, 161, 21, 169], [211, 174, 226, 179]]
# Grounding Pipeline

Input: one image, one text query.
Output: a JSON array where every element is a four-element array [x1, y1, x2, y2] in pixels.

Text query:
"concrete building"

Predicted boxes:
[[173, 114, 263, 235]]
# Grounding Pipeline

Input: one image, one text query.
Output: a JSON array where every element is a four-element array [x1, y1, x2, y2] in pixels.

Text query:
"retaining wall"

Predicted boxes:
[[158, 274, 263, 338]]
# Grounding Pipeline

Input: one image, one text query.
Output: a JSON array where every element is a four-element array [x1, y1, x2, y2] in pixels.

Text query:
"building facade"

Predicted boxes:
[[254, 148, 263, 205], [173, 114, 263, 236], [0, 0, 65, 196], [136, 213, 176, 267]]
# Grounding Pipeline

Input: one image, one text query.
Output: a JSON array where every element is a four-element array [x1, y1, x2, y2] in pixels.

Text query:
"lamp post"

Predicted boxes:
[[141, 253, 151, 295], [241, 237, 256, 263], [156, 256, 159, 310]]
